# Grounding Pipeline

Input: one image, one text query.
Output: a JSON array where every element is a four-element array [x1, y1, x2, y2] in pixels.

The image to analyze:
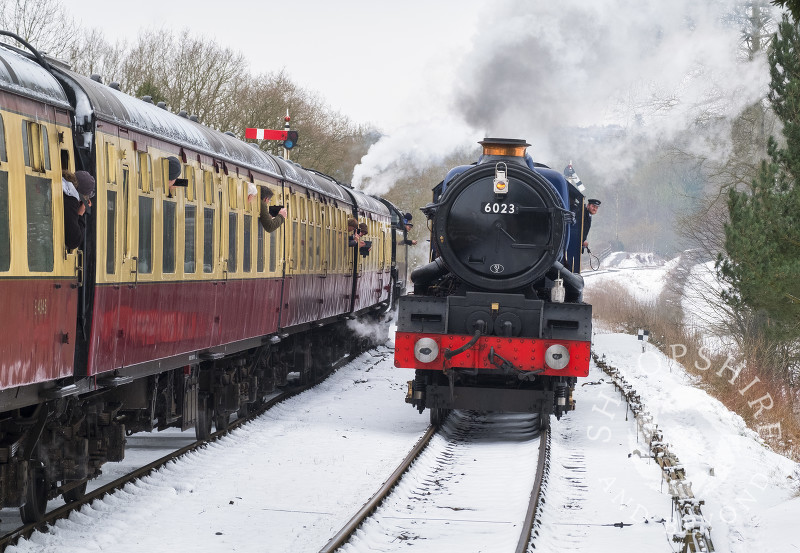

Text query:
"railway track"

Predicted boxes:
[[0, 353, 357, 552], [319, 410, 549, 553]]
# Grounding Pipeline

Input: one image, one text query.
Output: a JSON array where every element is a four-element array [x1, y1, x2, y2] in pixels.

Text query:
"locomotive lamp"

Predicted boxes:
[[545, 344, 570, 370], [414, 337, 439, 363], [493, 162, 509, 195], [551, 276, 566, 303]]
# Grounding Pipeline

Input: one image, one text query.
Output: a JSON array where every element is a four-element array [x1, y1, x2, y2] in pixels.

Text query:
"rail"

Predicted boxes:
[[516, 425, 551, 552], [321, 415, 550, 553], [318, 425, 437, 553], [0, 353, 357, 552]]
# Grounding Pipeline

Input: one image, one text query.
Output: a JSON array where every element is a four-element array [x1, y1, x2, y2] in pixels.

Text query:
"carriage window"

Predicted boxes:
[[292, 221, 298, 269], [138, 152, 151, 192], [0, 172, 9, 270], [138, 196, 153, 274], [204, 172, 213, 205], [307, 221, 315, 271], [21, 122, 28, 166], [315, 226, 321, 270], [106, 190, 116, 274], [23, 122, 46, 171], [163, 158, 179, 195], [185, 166, 195, 202], [195, 169, 204, 203], [163, 200, 176, 273], [228, 212, 237, 272], [228, 178, 238, 209], [299, 222, 306, 270], [0, 114, 6, 162], [105, 142, 116, 184], [257, 225, 264, 272], [269, 231, 277, 273], [203, 207, 214, 273], [25, 175, 53, 272], [243, 214, 252, 273], [185, 205, 196, 273], [41, 127, 50, 171], [121, 168, 129, 260]]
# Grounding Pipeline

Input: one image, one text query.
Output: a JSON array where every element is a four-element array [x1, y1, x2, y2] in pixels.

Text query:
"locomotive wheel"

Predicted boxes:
[[215, 413, 230, 432], [19, 462, 49, 523], [429, 408, 451, 427], [62, 481, 88, 503], [195, 396, 213, 440]]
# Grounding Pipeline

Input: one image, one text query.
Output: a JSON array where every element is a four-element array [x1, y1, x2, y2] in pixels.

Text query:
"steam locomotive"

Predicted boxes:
[[394, 138, 592, 426], [0, 32, 409, 522]]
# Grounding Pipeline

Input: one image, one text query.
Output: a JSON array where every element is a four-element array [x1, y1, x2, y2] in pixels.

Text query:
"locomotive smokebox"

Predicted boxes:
[[432, 138, 568, 291]]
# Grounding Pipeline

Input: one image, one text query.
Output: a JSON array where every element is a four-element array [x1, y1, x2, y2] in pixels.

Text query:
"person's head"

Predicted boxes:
[[587, 198, 601, 215], [75, 170, 96, 211], [347, 218, 358, 233], [261, 187, 275, 202], [247, 183, 258, 202], [358, 222, 368, 235], [405, 222, 413, 231], [167, 156, 181, 186]]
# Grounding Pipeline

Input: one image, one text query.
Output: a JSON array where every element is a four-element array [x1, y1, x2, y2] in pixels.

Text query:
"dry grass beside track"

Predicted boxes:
[[586, 281, 799, 462]]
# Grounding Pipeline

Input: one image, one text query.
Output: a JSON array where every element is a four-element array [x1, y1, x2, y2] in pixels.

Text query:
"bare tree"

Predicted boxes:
[[167, 30, 249, 126], [0, 0, 77, 58], [65, 27, 126, 80]]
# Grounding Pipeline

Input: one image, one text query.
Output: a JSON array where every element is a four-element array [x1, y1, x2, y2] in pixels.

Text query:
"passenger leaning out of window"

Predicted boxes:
[[357, 222, 372, 257], [62, 170, 96, 251], [348, 218, 363, 248], [257, 186, 287, 232]]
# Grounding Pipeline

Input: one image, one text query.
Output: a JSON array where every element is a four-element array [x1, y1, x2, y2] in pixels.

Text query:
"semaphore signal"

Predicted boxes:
[[246, 112, 298, 160]]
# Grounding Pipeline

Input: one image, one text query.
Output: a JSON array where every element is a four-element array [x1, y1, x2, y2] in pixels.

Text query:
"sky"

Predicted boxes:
[[62, 0, 778, 194], [63, 0, 487, 131], [6, 258, 800, 551]]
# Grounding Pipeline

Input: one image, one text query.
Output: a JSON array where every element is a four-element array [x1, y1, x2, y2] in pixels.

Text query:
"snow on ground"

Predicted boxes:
[[583, 252, 675, 302], [539, 361, 680, 552], [8, 346, 429, 553], [586, 333, 800, 552], [7, 255, 799, 552], [603, 252, 666, 270]]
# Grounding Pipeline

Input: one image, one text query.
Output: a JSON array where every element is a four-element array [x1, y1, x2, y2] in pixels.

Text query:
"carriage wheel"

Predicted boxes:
[[215, 413, 230, 432], [19, 462, 49, 523], [195, 396, 213, 440], [62, 480, 88, 503]]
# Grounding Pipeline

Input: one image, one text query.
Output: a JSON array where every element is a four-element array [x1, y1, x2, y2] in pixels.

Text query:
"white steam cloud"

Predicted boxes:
[[352, 0, 775, 191], [351, 118, 476, 195]]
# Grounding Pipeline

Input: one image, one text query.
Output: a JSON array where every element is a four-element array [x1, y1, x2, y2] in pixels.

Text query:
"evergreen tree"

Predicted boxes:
[[719, 14, 800, 341], [772, 0, 800, 22]]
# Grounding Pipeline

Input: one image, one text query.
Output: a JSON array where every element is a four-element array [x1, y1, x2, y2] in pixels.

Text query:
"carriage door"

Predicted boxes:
[[87, 133, 126, 374], [119, 146, 157, 368]]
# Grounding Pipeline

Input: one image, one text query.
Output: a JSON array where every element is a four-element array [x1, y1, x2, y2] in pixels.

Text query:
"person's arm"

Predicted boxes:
[[259, 202, 285, 233], [63, 195, 85, 251]]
